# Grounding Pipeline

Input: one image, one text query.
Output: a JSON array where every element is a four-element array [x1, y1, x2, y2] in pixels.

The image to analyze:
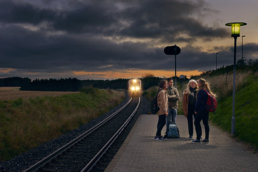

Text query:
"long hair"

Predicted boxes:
[[159, 80, 167, 89], [184, 79, 198, 94], [198, 78, 216, 97]]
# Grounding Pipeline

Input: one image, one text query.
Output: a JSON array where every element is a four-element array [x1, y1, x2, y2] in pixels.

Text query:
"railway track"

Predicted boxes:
[[24, 97, 141, 172]]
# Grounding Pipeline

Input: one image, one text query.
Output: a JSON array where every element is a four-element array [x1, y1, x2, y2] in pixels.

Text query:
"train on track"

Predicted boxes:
[[128, 79, 142, 97]]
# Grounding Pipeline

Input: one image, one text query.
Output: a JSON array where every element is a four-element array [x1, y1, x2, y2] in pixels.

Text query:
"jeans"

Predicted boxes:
[[166, 108, 177, 135], [156, 115, 166, 137], [194, 111, 209, 140], [187, 109, 195, 137]]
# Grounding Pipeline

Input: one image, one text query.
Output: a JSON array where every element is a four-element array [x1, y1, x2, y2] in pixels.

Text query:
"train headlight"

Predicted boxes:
[[130, 86, 136, 91], [135, 86, 140, 91], [133, 79, 137, 83]]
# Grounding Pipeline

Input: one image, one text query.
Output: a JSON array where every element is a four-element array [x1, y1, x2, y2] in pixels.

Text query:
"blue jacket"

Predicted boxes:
[[195, 89, 208, 113]]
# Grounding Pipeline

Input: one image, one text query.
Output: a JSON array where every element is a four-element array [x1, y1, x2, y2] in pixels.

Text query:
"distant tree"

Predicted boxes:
[[20, 78, 81, 91], [237, 58, 246, 66], [0, 77, 31, 87], [141, 75, 161, 89], [143, 73, 155, 78]]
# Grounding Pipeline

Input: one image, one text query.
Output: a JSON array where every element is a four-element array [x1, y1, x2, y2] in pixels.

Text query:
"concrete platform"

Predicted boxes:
[[106, 115, 258, 172]]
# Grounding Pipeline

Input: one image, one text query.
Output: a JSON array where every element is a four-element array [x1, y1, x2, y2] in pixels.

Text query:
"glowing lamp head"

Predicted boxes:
[[226, 22, 247, 37]]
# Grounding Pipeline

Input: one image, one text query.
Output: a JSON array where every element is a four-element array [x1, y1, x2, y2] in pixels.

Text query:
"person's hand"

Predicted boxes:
[[194, 111, 197, 115], [165, 112, 168, 116]]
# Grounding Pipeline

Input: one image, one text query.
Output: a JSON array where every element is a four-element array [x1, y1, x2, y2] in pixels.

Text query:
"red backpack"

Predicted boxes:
[[204, 90, 217, 112]]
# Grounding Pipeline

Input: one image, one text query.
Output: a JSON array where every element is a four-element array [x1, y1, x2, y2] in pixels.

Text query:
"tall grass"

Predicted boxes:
[[143, 86, 159, 102], [0, 87, 78, 100], [204, 72, 250, 99], [0, 89, 124, 161]]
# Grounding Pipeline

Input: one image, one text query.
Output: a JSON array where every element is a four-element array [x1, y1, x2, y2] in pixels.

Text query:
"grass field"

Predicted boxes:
[[0, 88, 125, 161], [0, 87, 77, 100]]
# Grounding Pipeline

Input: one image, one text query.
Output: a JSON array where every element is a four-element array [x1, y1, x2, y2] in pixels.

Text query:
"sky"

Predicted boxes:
[[0, 0, 257, 80]]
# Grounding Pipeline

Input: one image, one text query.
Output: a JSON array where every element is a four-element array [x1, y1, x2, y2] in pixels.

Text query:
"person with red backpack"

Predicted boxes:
[[193, 78, 216, 143]]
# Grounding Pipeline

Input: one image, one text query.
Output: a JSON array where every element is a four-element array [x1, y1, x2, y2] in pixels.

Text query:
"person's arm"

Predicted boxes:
[[175, 88, 180, 101], [168, 88, 179, 101]]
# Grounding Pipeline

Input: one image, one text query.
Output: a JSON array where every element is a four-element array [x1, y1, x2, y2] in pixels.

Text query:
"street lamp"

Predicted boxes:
[[225, 22, 247, 136]]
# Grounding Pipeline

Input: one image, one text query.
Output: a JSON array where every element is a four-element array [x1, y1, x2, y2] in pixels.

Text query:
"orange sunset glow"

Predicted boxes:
[[73, 69, 202, 79]]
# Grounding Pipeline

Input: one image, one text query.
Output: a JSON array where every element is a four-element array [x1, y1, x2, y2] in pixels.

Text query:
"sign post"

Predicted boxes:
[[164, 45, 181, 87]]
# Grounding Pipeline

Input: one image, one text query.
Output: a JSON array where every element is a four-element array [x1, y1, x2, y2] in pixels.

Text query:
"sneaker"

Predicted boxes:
[[189, 135, 193, 139], [202, 139, 209, 143], [192, 139, 201, 143], [158, 136, 164, 140], [154, 136, 160, 140], [163, 135, 168, 140], [154, 136, 163, 140]]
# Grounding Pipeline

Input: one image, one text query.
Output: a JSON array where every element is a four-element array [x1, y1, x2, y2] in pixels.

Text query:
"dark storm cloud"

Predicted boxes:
[[0, 0, 228, 39], [0, 0, 255, 79], [117, 0, 228, 41], [241, 43, 258, 58], [0, 24, 163, 71], [0, 0, 117, 33], [1, 23, 255, 73], [0, 1, 55, 24]]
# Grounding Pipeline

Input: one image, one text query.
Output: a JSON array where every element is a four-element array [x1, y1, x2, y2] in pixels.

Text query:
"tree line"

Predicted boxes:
[[20, 78, 81, 91], [0, 76, 187, 91], [0, 77, 31, 87], [1, 60, 256, 91], [0, 77, 165, 91]]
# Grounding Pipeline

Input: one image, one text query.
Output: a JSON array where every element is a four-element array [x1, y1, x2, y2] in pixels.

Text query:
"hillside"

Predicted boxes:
[[194, 61, 258, 150], [209, 72, 258, 149]]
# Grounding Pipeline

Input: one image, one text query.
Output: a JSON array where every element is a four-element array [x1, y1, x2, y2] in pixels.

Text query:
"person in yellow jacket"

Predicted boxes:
[[154, 80, 168, 140], [182, 79, 198, 139]]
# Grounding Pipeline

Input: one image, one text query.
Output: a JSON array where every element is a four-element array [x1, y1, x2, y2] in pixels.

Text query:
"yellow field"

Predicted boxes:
[[0, 87, 78, 100]]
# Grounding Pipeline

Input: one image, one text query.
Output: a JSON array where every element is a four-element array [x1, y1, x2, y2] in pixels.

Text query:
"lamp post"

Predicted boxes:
[[242, 35, 246, 60], [225, 22, 247, 136]]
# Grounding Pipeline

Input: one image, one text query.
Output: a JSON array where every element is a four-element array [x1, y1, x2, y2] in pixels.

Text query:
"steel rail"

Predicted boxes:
[[81, 97, 141, 172], [23, 98, 132, 172]]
